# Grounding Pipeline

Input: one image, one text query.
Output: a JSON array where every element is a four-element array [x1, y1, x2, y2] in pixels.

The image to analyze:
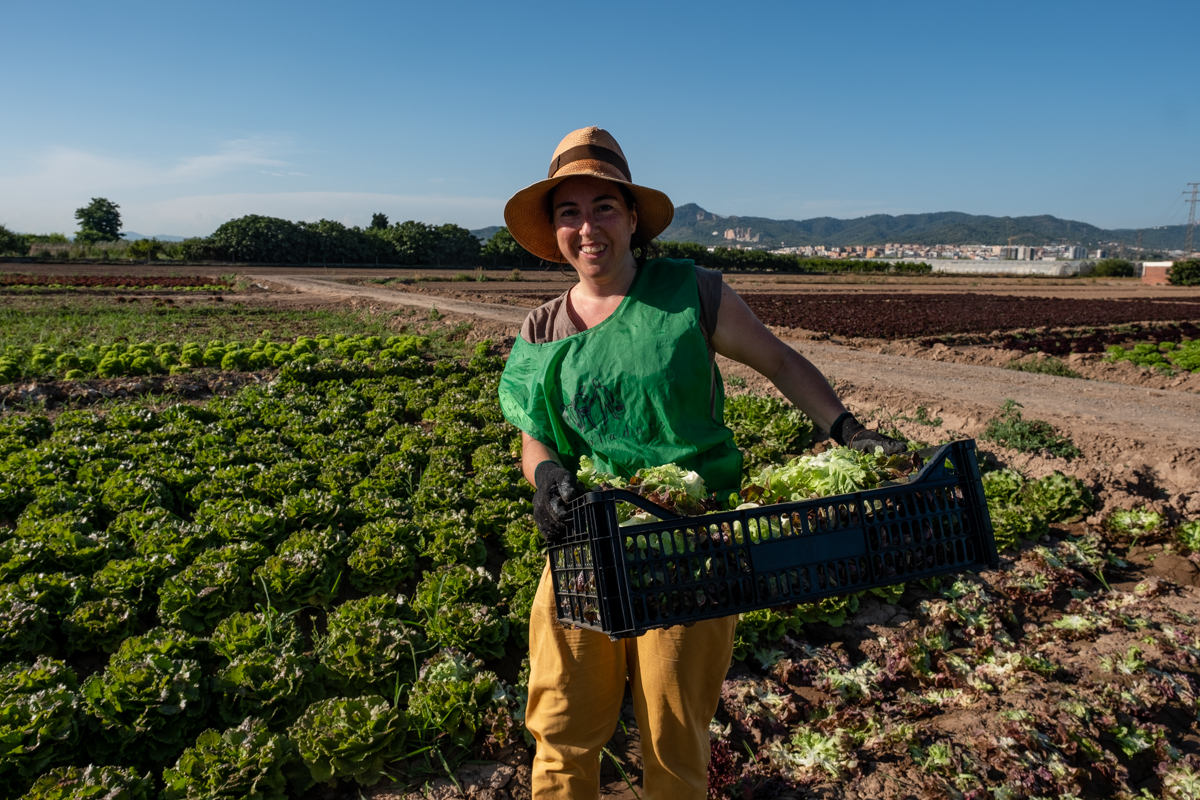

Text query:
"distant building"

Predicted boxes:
[[1142, 261, 1173, 285], [1091, 249, 1108, 259], [1067, 246, 1087, 259]]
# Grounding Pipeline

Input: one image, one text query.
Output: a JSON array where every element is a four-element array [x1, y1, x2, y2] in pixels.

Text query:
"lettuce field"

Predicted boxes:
[[2, 279, 1200, 800]]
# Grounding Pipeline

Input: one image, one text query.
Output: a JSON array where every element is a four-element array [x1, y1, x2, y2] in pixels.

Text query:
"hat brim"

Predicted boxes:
[[504, 168, 674, 263]]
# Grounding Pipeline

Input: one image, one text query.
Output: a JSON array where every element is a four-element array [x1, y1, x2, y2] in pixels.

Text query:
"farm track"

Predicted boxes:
[[252, 275, 531, 325], [770, 341, 1200, 444]]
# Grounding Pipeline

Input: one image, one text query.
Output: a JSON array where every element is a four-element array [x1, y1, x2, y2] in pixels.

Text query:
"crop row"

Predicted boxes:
[[0, 333, 429, 384], [741, 293, 1200, 339], [1106, 339, 1200, 372], [0, 274, 233, 289]]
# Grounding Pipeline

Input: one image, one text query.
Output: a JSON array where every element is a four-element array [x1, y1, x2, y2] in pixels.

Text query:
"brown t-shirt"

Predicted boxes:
[[520, 264, 724, 347]]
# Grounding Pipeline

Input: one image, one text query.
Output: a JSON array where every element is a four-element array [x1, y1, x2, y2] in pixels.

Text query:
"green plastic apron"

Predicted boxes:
[[498, 258, 742, 497]]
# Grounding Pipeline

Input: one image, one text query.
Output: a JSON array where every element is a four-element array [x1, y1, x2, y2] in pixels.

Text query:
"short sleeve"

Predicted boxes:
[[694, 265, 723, 346]]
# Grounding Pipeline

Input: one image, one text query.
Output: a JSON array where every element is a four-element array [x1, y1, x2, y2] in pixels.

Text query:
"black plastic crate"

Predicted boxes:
[[550, 439, 998, 639]]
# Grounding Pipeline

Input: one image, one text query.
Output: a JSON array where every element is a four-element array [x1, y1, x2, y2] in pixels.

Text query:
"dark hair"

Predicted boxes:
[[547, 180, 658, 268]]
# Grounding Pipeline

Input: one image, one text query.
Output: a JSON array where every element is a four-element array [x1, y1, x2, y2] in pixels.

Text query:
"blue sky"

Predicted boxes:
[[2, 0, 1196, 237]]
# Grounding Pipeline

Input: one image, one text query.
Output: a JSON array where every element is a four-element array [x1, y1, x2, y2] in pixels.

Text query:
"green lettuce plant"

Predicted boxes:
[[161, 717, 304, 800], [0, 572, 87, 657], [24, 765, 154, 800], [723, 393, 814, 473], [213, 644, 324, 728], [1176, 520, 1200, 553], [194, 499, 286, 544], [158, 554, 256, 633], [80, 628, 211, 767], [413, 565, 508, 659], [0, 657, 81, 790], [346, 519, 416, 593], [317, 595, 427, 697], [251, 527, 349, 611], [1020, 471, 1094, 523], [209, 608, 302, 663], [63, 597, 137, 654], [1106, 508, 1164, 540], [287, 695, 407, 786], [91, 554, 179, 613], [407, 649, 515, 751]]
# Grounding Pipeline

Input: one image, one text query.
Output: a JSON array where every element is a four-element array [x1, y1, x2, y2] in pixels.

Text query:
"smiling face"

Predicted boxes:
[[551, 175, 639, 284]]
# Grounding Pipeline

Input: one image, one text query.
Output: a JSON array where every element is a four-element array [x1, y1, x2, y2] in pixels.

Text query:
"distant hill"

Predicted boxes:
[[663, 204, 1189, 250], [470, 226, 502, 242], [124, 232, 186, 242]]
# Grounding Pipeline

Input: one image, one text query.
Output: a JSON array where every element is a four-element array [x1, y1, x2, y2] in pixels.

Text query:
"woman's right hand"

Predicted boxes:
[[533, 460, 581, 544]]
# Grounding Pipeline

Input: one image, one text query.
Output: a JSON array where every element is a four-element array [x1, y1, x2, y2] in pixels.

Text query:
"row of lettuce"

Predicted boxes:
[[1106, 338, 1200, 373], [0, 333, 430, 385]]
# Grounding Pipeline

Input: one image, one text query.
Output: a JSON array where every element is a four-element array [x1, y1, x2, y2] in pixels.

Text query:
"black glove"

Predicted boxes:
[[831, 412, 908, 455], [533, 460, 581, 545]]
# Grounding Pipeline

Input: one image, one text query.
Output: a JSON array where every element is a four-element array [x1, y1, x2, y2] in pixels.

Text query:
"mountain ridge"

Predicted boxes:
[[662, 204, 1188, 250]]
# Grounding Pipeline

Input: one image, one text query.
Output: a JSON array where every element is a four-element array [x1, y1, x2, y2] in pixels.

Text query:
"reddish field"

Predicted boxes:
[[0, 274, 231, 288], [742, 293, 1200, 339]]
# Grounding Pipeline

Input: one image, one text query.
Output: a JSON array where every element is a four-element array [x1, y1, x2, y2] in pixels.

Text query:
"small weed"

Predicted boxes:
[[428, 307, 443, 321], [725, 374, 747, 389], [1006, 355, 1081, 379], [509, 269, 523, 282], [1176, 520, 1200, 553], [981, 399, 1080, 459], [900, 405, 942, 427]]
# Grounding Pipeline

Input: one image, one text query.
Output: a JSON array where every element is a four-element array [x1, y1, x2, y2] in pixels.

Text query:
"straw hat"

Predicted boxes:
[[503, 127, 675, 263]]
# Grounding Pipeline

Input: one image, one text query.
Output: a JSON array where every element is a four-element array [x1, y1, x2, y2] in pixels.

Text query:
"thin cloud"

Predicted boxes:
[[167, 138, 292, 180], [0, 139, 304, 232]]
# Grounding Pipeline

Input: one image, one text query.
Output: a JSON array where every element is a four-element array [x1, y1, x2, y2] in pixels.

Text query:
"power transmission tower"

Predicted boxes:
[[1186, 183, 1200, 255]]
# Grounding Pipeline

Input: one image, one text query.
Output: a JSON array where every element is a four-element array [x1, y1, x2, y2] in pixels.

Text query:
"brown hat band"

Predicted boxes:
[[548, 144, 631, 181]]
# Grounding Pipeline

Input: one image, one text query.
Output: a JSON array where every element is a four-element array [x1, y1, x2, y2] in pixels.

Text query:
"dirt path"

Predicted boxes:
[[251, 275, 530, 325], [762, 340, 1200, 442]]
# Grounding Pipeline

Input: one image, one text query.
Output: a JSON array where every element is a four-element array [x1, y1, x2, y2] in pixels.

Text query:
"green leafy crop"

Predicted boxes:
[[317, 595, 427, 698], [25, 765, 154, 800], [407, 649, 514, 751], [213, 644, 324, 729], [209, 608, 303, 663], [161, 717, 304, 800], [982, 400, 1081, 459], [1106, 508, 1164, 540], [158, 552, 257, 633], [287, 695, 407, 786], [412, 565, 508, 660], [252, 526, 349, 611], [80, 628, 210, 767], [62, 597, 136, 654], [1020, 471, 1094, 523], [0, 657, 81, 790], [723, 393, 814, 474], [346, 519, 417, 593]]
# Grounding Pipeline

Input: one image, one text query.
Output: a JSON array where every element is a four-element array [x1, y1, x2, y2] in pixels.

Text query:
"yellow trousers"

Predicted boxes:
[[525, 563, 737, 799]]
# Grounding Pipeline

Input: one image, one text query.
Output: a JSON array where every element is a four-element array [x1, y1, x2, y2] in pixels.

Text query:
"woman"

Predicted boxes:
[[497, 127, 903, 799]]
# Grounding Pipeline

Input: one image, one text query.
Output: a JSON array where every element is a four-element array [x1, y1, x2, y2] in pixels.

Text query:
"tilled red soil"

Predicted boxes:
[[740, 293, 1200, 339]]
